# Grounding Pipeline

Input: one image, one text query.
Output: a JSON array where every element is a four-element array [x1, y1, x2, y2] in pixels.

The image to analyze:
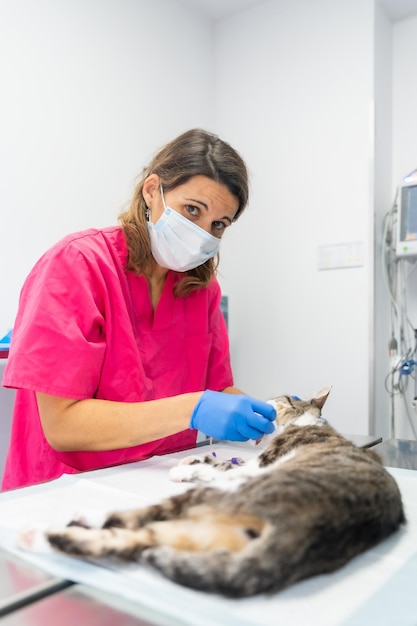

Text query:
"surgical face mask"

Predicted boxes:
[[146, 186, 221, 272]]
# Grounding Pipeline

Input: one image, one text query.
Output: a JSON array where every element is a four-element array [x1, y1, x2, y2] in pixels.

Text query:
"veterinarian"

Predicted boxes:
[[2, 129, 276, 491]]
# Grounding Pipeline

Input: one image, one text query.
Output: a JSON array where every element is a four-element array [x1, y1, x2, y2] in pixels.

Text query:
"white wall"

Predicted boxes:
[[2, 0, 417, 443], [0, 0, 214, 334], [393, 15, 417, 182], [373, 4, 393, 440], [214, 0, 375, 435]]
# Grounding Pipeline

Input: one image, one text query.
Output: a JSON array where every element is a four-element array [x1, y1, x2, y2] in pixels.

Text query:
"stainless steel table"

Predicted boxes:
[[0, 549, 174, 624], [0, 549, 72, 617], [0, 584, 170, 625], [372, 438, 417, 470], [343, 433, 382, 448]]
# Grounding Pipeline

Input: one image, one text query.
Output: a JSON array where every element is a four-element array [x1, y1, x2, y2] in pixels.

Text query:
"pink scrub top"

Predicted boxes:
[[2, 227, 233, 490]]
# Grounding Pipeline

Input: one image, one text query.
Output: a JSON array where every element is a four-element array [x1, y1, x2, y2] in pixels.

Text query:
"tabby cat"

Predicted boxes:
[[41, 388, 405, 597]]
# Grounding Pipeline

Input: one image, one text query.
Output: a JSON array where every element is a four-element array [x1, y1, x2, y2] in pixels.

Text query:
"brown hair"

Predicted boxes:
[[118, 128, 249, 296]]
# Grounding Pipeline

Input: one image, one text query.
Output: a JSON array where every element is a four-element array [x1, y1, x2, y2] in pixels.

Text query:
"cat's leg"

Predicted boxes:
[[103, 460, 266, 532], [47, 508, 267, 561], [44, 490, 201, 536], [170, 452, 246, 483], [47, 525, 157, 560], [170, 456, 261, 485], [20, 491, 207, 556], [169, 461, 225, 483], [102, 489, 205, 530], [172, 455, 241, 483]]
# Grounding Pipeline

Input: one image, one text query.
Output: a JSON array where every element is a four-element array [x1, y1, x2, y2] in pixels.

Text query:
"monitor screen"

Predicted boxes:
[[399, 185, 417, 242], [397, 184, 417, 257]]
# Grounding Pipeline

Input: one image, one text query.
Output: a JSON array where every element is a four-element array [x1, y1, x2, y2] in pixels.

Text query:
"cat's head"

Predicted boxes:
[[270, 387, 331, 431]]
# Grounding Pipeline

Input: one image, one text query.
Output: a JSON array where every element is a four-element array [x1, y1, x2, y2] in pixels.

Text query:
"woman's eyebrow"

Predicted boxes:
[[185, 197, 233, 224]]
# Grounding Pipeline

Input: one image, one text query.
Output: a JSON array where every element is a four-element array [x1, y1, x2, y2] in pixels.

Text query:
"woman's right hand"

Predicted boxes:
[[189, 390, 276, 441]]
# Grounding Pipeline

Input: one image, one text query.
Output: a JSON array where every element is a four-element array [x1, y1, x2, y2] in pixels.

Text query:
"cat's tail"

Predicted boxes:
[[141, 532, 288, 598]]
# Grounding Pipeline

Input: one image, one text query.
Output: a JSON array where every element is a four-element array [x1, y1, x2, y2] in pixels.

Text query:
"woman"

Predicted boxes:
[[2, 129, 275, 490]]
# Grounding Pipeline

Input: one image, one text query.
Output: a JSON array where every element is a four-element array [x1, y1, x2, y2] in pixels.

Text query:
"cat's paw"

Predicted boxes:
[[169, 464, 196, 482], [68, 509, 107, 529], [177, 454, 201, 466], [169, 463, 217, 483], [47, 526, 152, 559], [170, 454, 214, 481], [46, 526, 115, 558], [17, 525, 54, 554]]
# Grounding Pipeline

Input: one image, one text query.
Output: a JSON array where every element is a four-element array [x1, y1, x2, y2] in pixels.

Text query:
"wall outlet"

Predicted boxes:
[[318, 241, 364, 271]]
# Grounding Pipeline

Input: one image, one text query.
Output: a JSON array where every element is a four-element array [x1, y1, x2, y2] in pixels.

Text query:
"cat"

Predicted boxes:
[[33, 388, 405, 598]]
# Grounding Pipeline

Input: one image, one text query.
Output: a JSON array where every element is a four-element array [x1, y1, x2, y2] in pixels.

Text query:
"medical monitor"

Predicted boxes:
[[396, 171, 417, 258]]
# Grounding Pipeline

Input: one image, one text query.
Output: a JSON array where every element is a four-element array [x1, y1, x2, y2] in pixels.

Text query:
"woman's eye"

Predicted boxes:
[[212, 221, 226, 233], [185, 204, 199, 217]]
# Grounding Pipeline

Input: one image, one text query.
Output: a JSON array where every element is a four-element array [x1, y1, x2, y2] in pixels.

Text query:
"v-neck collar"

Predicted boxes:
[[127, 270, 179, 332]]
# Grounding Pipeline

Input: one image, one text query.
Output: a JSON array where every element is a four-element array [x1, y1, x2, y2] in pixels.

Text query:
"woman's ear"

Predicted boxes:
[[142, 173, 161, 208]]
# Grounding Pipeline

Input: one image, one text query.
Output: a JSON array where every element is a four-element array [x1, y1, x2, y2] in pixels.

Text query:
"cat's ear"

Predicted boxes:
[[311, 386, 332, 410]]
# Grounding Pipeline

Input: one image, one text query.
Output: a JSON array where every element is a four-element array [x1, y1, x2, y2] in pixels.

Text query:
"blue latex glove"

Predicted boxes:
[[190, 391, 276, 442]]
